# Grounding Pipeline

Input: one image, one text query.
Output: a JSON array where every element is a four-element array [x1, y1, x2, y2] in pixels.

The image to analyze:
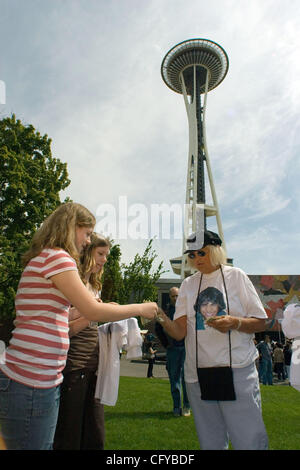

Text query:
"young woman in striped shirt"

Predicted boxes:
[[54, 232, 111, 450], [0, 202, 157, 450]]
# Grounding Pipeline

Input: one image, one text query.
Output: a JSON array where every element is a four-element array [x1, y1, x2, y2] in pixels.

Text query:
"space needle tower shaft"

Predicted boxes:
[[161, 39, 229, 277]]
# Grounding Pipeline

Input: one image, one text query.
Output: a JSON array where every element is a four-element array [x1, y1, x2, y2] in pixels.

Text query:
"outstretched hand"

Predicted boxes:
[[140, 302, 158, 320]]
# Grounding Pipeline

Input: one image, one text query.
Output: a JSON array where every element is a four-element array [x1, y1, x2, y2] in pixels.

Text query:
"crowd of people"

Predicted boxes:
[[255, 335, 292, 385], [0, 201, 299, 451]]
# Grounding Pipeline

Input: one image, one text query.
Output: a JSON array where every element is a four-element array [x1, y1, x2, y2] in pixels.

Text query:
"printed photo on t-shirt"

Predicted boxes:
[[194, 287, 226, 330]]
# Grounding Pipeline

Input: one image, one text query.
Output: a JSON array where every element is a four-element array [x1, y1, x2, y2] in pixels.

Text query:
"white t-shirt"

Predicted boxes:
[[281, 303, 300, 392], [95, 318, 143, 406], [174, 265, 267, 383]]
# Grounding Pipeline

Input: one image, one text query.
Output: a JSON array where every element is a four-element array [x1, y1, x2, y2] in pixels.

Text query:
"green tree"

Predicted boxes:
[[119, 239, 166, 304], [101, 243, 124, 303], [0, 114, 70, 322], [102, 239, 166, 306]]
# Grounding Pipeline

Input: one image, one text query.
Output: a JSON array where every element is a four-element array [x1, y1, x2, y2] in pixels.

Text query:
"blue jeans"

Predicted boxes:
[[0, 370, 60, 450], [259, 358, 273, 385], [166, 347, 190, 412]]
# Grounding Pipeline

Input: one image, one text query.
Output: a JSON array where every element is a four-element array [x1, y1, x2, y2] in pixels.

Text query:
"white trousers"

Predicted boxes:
[[186, 363, 268, 450]]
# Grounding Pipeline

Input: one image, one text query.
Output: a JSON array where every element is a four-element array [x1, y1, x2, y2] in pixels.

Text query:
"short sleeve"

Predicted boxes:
[[173, 280, 187, 320], [42, 250, 78, 279], [237, 269, 267, 319]]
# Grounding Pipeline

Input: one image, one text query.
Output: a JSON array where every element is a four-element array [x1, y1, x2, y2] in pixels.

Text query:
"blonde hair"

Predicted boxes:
[[187, 245, 227, 269], [79, 233, 111, 291], [22, 202, 96, 267], [208, 245, 227, 267]]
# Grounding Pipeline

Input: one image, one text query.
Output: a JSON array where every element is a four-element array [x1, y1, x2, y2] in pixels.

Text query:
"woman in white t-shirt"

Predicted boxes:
[[156, 230, 269, 450], [0, 202, 158, 450]]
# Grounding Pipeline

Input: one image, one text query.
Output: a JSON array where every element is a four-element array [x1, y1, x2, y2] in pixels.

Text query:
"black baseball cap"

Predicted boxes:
[[184, 230, 222, 253]]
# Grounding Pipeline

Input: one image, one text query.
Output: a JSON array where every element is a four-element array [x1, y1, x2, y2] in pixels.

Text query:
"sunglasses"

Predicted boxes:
[[187, 250, 207, 259]]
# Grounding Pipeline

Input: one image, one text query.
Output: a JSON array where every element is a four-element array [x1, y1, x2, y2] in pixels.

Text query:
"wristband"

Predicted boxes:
[[236, 318, 242, 330]]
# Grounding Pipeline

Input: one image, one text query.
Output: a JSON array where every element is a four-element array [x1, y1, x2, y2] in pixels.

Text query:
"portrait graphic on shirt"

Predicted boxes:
[[194, 287, 226, 330]]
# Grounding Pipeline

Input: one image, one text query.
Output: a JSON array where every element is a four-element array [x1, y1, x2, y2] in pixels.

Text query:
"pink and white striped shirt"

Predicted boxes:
[[0, 248, 78, 388]]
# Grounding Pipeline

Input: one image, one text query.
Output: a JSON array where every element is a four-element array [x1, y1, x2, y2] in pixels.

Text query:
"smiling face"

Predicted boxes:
[[188, 246, 218, 274], [200, 302, 219, 319], [91, 245, 110, 273]]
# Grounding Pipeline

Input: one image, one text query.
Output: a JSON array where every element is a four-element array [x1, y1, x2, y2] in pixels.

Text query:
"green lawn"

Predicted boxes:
[[104, 377, 300, 450]]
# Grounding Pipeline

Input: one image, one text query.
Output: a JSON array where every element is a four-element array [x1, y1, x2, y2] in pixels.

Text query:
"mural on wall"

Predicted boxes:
[[249, 275, 300, 331], [156, 275, 300, 334]]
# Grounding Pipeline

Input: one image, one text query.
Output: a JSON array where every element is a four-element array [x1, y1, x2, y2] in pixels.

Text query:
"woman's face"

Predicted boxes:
[[75, 225, 94, 253], [200, 302, 219, 319], [189, 246, 217, 274], [91, 245, 110, 273]]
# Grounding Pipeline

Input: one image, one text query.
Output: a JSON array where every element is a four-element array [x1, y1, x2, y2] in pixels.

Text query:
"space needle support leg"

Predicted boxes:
[[202, 69, 226, 252], [180, 72, 191, 278], [180, 68, 200, 230]]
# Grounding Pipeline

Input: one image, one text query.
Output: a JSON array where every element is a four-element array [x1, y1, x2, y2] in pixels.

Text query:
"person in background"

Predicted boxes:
[[273, 343, 285, 382], [54, 233, 110, 450], [146, 334, 157, 378], [0, 202, 158, 450], [283, 340, 292, 383], [156, 230, 268, 450], [257, 335, 273, 385], [158, 287, 190, 417]]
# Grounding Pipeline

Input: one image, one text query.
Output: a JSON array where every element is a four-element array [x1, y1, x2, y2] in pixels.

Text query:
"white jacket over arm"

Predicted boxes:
[[282, 303, 300, 392], [94, 318, 143, 406]]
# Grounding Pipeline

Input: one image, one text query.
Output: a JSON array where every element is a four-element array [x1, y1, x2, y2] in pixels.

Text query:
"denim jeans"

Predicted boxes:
[[0, 370, 60, 450], [166, 347, 190, 412], [259, 358, 273, 385]]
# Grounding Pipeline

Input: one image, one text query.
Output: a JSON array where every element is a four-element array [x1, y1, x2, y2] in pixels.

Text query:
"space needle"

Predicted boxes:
[[161, 38, 229, 278]]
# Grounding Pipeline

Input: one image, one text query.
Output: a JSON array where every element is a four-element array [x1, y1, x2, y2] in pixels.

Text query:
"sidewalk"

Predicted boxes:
[[120, 357, 169, 379], [120, 358, 290, 385]]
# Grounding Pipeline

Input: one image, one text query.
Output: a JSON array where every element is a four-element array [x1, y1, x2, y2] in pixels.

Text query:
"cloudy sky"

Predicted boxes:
[[1, 0, 300, 278]]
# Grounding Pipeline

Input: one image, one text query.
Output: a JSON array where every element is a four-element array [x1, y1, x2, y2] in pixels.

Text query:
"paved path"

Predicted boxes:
[[120, 357, 169, 379], [120, 358, 290, 386]]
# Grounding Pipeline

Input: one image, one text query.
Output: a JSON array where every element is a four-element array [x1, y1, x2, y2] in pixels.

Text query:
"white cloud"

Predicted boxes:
[[1, 0, 300, 276]]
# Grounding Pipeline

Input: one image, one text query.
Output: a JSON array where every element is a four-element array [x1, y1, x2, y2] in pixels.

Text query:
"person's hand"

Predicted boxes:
[[206, 315, 239, 333], [69, 307, 82, 321], [156, 307, 168, 324], [140, 302, 158, 320]]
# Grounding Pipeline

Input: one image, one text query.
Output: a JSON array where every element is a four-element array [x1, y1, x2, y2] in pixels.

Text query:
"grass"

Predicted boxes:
[[104, 376, 300, 450], [260, 385, 300, 449]]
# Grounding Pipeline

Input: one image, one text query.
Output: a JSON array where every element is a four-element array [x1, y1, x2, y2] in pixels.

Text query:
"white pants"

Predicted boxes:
[[186, 363, 268, 450]]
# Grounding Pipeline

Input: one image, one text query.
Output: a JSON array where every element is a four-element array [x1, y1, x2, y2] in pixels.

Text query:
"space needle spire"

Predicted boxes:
[[161, 38, 229, 278]]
